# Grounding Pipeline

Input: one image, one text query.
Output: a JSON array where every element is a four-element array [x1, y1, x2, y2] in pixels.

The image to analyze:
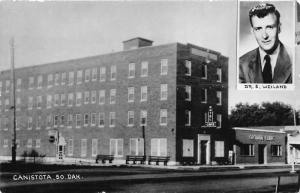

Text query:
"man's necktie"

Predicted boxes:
[[262, 55, 272, 83]]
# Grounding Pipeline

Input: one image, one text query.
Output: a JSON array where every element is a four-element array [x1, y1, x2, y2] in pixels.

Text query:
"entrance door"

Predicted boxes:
[[200, 141, 208, 164], [58, 145, 64, 160], [197, 134, 211, 165], [258, 144, 266, 164]]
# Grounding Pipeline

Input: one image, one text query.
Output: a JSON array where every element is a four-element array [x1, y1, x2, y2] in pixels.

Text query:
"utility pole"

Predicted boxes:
[[10, 38, 17, 164]]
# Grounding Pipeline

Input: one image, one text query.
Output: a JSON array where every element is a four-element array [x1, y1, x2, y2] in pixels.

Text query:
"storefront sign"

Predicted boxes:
[[201, 106, 216, 128], [249, 135, 274, 141]]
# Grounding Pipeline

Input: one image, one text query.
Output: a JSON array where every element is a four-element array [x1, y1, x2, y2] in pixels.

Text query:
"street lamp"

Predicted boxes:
[[142, 118, 146, 158]]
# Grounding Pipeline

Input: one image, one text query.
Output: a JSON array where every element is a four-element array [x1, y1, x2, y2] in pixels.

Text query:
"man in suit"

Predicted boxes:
[[239, 3, 292, 84]]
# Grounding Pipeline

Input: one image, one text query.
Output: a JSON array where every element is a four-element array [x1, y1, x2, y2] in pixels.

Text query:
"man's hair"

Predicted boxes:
[[249, 3, 280, 26]]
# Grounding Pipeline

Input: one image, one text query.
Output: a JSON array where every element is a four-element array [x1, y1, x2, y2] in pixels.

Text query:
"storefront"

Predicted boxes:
[[233, 127, 286, 165]]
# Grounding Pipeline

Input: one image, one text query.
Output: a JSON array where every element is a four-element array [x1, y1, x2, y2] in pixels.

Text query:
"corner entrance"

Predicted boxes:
[[258, 144, 267, 164], [198, 134, 211, 165], [56, 136, 66, 160]]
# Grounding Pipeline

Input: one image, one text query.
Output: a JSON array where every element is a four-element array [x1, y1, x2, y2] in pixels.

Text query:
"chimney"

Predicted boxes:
[[123, 37, 153, 51]]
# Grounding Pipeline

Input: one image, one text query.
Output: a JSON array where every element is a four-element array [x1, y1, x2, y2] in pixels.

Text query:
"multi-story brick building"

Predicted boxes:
[[0, 37, 228, 165]]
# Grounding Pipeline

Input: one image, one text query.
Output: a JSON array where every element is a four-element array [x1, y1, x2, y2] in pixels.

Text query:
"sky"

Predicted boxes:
[[0, 1, 299, 111]]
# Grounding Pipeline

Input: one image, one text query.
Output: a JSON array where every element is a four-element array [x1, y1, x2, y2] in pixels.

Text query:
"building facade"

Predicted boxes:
[[0, 37, 228, 165]]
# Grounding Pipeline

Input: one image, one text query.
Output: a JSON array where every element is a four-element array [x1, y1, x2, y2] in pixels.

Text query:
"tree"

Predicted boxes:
[[230, 102, 295, 127]]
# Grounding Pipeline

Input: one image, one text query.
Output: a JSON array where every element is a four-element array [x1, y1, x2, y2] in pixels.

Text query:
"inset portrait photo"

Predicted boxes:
[[238, 1, 295, 89]]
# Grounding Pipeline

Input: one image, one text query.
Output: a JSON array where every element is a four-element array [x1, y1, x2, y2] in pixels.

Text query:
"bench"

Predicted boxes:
[[126, 155, 146, 164], [95, 155, 114, 164], [148, 156, 170, 166]]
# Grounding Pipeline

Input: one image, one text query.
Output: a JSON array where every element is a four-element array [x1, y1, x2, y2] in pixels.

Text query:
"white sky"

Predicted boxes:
[[0, 1, 299, 111]]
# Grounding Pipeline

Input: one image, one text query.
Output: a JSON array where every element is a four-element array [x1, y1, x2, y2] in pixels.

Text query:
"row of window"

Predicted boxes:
[[240, 144, 282, 156], [182, 139, 225, 157]]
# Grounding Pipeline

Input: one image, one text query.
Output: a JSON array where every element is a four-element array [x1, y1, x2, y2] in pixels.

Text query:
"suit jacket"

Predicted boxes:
[[239, 43, 292, 83]]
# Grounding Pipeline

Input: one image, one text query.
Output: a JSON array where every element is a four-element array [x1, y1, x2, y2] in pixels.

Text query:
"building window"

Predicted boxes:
[[201, 65, 207, 79], [100, 67, 106, 82], [217, 68, 222, 82], [36, 139, 41, 148], [5, 80, 10, 93], [0, 81, 2, 96], [110, 89, 116, 104], [54, 115, 59, 127], [151, 138, 167, 156], [185, 60, 192, 76], [77, 70, 83, 84], [16, 78, 22, 91], [141, 86, 147, 102], [67, 114, 73, 128], [185, 85, 191, 101], [36, 116, 41, 130], [160, 84, 168, 100], [216, 114, 222, 128], [4, 117, 9, 130], [110, 65, 116, 81], [91, 113, 96, 126], [215, 141, 224, 157], [91, 90, 96, 104], [3, 139, 8, 148], [55, 73, 60, 86], [185, 110, 191, 126], [128, 63, 135, 78], [16, 97, 21, 111], [5, 99, 9, 112], [54, 94, 60, 106], [201, 88, 207, 103], [99, 90, 105, 105], [47, 114, 52, 128], [36, 95, 42, 109], [68, 139, 73, 156], [241, 144, 255, 156], [85, 69, 90, 82], [37, 75, 43, 89], [141, 61, 148, 77], [47, 74, 53, 88], [28, 76, 34, 89], [140, 110, 147, 126], [28, 97, 33, 110], [27, 139, 32, 148], [61, 72, 66, 85], [160, 59, 168, 75], [160, 109, 168, 126], [109, 112, 115, 127], [68, 93, 74, 106], [99, 113, 105, 127], [128, 111, 134, 126], [60, 114, 65, 126], [28, 117, 33, 129], [92, 139, 98, 157], [92, 68, 97, 81], [76, 114, 82, 128], [47, 95, 52, 109], [271, 145, 282, 156], [84, 91, 90, 104], [84, 113, 89, 126], [68, 72, 74, 85], [217, 91, 222, 106], [76, 92, 82, 106], [130, 138, 144, 155], [16, 139, 20, 148], [81, 139, 87, 157], [182, 139, 194, 157], [61, 93, 66, 106], [128, 87, 134, 103], [16, 117, 20, 130], [110, 138, 123, 157]]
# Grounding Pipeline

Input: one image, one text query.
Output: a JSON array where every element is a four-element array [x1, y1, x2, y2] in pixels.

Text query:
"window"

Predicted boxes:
[[76, 92, 82, 106], [271, 145, 282, 156], [54, 115, 59, 127], [185, 110, 191, 126], [128, 111, 134, 126], [16, 97, 21, 111], [68, 72, 74, 85], [151, 138, 167, 156], [76, 114, 82, 128], [27, 117, 33, 130], [182, 139, 194, 157], [185, 85, 191, 101], [92, 68, 97, 81], [47, 114, 52, 128], [160, 59, 168, 75], [54, 94, 60, 106], [29, 76, 34, 89], [84, 113, 89, 126], [47, 95, 52, 109], [99, 113, 105, 127], [60, 114, 65, 126], [3, 139, 8, 148], [36, 95, 42, 109], [0, 81, 2, 95], [109, 112, 115, 127], [67, 114, 73, 128], [110, 65, 116, 81], [68, 93, 74, 106], [61, 72, 66, 85], [99, 90, 105, 105], [91, 113, 96, 126], [36, 116, 41, 130], [130, 138, 144, 155], [54, 73, 60, 86], [28, 97, 33, 110], [36, 139, 41, 148], [141, 61, 148, 77], [128, 87, 134, 103], [160, 109, 168, 126], [110, 139, 123, 157], [91, 90, 96, 104], [215, 141, 224, 157], [68, 139, 73, 156], [92, 139, 98, 157], [77, 70, 83, 84], [5, 80, 10, 93], [4, 117, 9, 130], [5, 99, 9, 112], [160, 84, 168, 100], [85, 69, 90, 82], [128, 63, 135, 78], [16, 139, 20, 148], [201, 88, 207, 103], [110, 89, 116, 104], [217, 68, 222, 82], [201, 65, 207, 79], [16, 79, 22, 91], [100, 67, 106, 82], [140, 110, 147, 126], [47, 74, 53, 87], [84, 91, 90, 104], [241, 144, 254, 156], [141, 86, 147, 102], [216, 114, 222, 128], [216, 91, 222, 105], [37, 75, 43, 88], [185, 60, 191, 76], [16, 117, 20, 130], [61, 93, 66, 106], [27, 139, 32, 148], [81, 139, 87, 157]]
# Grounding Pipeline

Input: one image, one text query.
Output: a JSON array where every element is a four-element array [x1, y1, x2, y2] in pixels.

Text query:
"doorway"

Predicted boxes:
[[197, 134, 211, 165], [258, 144, 267, 164], [57, 145, 65, 160]]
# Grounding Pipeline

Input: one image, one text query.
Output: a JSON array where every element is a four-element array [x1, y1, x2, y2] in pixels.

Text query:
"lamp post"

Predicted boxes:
[[142, 118, 146, 158]]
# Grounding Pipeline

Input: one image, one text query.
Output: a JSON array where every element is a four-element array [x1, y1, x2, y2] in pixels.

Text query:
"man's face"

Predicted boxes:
[[251, 13, 280, 54]]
